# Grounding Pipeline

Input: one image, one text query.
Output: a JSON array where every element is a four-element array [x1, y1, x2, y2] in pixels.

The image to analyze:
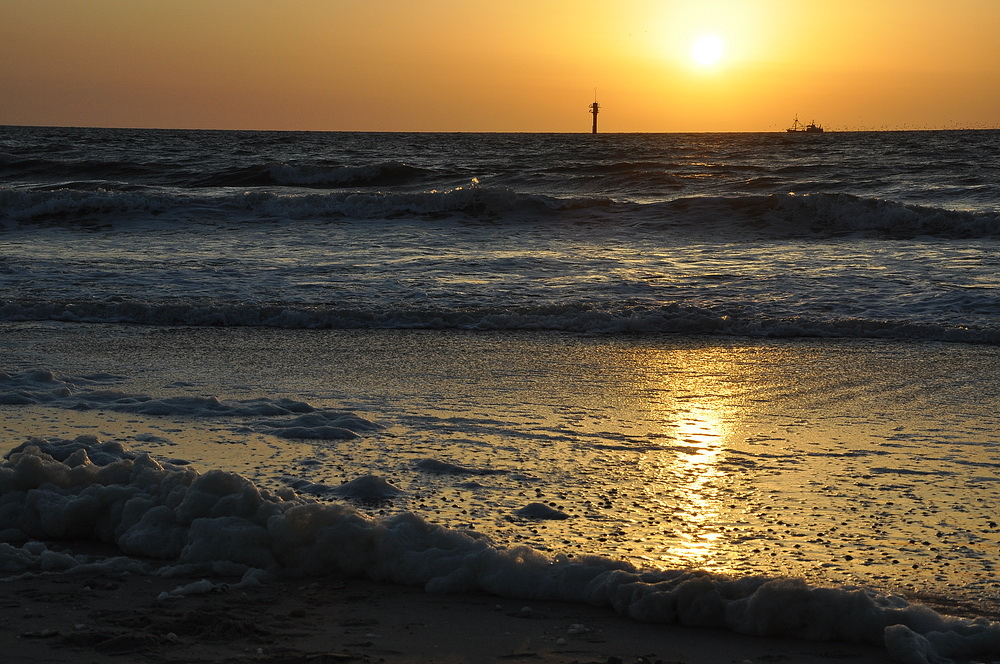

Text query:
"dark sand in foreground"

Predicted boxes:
[[2, 566, 894, 664]]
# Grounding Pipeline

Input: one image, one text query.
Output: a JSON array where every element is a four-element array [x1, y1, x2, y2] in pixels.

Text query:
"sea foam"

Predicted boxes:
[[0, 369, 379, 441], [2, 436, 999, 664]]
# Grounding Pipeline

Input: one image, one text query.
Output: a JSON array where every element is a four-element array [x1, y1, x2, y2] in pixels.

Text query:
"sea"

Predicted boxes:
[[2, 125, 1000, 662]]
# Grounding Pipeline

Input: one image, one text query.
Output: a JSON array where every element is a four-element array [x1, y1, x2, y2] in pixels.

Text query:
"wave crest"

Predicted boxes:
[[3, 185, 994, 238], [2, 299, 997, 344], [0, 185, 610, 225], [638, 193, 999, 238]]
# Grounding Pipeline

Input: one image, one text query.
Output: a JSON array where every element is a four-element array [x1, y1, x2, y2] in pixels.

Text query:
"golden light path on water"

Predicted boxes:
[[658, 404, 727, 565], [621, 347, 739, 573], [5, 326, 1000, 614]]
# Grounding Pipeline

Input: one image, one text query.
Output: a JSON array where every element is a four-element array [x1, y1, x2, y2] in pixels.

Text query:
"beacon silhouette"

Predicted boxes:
[[589, 99, 600, 134]]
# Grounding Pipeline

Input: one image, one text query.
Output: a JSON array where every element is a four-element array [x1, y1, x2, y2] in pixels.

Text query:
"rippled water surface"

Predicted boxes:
[[5, 324, 1000, 615]]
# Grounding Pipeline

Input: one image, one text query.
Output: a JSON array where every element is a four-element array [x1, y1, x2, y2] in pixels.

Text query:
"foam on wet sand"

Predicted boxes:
[[2, 437, 999, 664]]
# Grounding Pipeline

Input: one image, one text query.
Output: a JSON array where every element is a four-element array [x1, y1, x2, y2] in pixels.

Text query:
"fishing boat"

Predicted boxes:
[[787, 115, 824, 133]]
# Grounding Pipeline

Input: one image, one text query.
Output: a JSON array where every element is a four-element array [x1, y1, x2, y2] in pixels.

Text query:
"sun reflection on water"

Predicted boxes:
[[631, 349, 739, 571], [659, 405, 727, 564]]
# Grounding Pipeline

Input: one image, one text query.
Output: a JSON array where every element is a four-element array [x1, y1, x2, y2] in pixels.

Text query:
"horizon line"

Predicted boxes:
[[3, 123, 999, 135]]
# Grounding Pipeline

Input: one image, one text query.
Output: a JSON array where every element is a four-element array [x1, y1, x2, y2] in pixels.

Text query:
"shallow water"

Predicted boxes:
[[5, 323, 1000, 615]]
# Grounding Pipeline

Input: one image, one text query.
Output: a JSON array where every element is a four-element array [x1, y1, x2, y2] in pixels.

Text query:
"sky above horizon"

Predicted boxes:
[[2, 0, 998, 133]]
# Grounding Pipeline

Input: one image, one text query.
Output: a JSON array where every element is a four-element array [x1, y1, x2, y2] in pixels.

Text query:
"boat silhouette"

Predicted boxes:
[[787, 115, 824, 133]]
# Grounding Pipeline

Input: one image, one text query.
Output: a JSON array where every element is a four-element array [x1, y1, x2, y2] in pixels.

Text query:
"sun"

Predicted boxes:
[[690, 34, 725, 67]]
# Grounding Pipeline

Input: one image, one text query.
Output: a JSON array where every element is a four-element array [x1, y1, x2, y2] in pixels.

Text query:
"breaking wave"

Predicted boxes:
[[2, 299, 998, 344], [0, 153, 172, 183], [0, 152, 441, 190], [2, 186, 996, 239], [0, 185, 607, 226]]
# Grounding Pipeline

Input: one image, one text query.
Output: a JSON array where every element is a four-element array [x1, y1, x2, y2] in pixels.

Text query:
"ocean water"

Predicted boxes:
[[2, 126, 999, 340], [3, 125, 1000, 662]]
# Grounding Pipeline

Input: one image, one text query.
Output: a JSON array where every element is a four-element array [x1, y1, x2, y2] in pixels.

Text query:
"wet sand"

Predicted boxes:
[[2, 565, 894, 664], [4, 324, 1000, 611], [3, 323, 999, 663]]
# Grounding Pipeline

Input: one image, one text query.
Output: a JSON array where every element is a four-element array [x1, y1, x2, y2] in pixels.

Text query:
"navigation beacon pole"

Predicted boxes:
[[589, 91, 600, 134]]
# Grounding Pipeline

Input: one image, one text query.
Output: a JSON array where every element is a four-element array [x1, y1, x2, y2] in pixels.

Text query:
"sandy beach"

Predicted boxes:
[[2, 562, 895, 664]]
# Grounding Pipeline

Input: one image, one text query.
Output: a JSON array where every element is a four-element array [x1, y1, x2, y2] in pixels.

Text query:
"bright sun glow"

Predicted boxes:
[[691, 34, 725, 66]]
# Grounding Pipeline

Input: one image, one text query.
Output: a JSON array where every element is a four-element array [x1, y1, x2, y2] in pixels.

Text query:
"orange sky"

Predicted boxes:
[[1, 0, 998, 132]]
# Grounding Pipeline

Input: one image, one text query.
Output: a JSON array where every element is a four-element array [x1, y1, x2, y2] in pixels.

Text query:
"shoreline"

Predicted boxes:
[[4, 324, 1000, 663], [4, 325, 1000, 618]]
